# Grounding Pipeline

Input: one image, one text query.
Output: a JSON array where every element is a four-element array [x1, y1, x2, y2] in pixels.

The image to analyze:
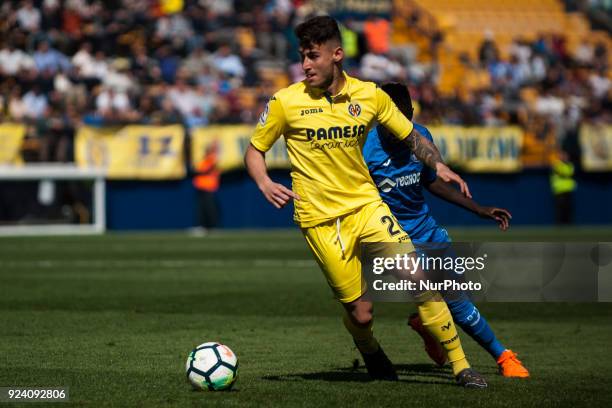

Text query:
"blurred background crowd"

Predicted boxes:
[[0, 0, 610, 164]]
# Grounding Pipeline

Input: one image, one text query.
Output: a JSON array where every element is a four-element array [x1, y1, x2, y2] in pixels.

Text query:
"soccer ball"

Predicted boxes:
[[185, 342, 238, 391]]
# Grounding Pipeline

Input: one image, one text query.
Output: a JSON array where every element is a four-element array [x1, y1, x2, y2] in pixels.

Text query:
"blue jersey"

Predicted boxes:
[[363, 123, 448, 243]]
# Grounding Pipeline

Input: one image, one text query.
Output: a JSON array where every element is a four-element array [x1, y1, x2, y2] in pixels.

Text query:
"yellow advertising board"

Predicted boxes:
[[192, 125, 522, 173], [580, 124, 612, 171], [75, 125, 185, 179], [0, 123, 26, 165], [428, 126, 523, 172], [191, 125, 289, 171]]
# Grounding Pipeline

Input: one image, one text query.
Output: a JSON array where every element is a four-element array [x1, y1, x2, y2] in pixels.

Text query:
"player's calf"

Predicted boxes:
[[407, 312, 447, 366]]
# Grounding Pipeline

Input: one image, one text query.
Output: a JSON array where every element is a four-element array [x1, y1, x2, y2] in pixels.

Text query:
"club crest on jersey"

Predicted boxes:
[[348, 103, 361, 117]]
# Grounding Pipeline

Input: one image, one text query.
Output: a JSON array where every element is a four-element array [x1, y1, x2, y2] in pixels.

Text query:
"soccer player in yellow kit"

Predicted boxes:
[[244, 16, 486, 388]]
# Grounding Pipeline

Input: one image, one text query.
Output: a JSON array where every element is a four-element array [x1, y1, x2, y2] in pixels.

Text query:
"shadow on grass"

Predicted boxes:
[[262, 363, 457, 386]]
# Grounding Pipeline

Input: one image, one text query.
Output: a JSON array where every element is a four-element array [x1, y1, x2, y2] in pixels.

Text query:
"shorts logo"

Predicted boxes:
[[259, 101, 270, 125], [348, 103, 361, 117], [441, 322, 452, 331]]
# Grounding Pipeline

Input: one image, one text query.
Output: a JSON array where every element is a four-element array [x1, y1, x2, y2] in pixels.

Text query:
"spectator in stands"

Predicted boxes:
[[152, 96, 182, 125], [95, 86, 132, 122], [22, 85, 48, 120], [103, 58, 135, 93], [478, 31, 500, 67], [155, 12, 194, 41], [589, 66, 611, 99], [0, 0, 608, 168], [0, 41, 35, 76], [211, 43, 245, 78], [41, 0, 62, 32], [183, 47, 213, 78], [16, 1, 41, 32], [129, 44, 157, 85], [593, 40, 609, 69], [33, 40, 71, 75], [72, 43, 97, 79], [574, 38, 595, 66], [156, 45, 180, 84], [8, 87, 27, 121], [168, 77, 199, 121], [360, 52, 405, 83]]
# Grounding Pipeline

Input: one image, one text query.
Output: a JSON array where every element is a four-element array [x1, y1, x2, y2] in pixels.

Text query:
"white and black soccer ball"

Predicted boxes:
[[186, 342, 238, 391]]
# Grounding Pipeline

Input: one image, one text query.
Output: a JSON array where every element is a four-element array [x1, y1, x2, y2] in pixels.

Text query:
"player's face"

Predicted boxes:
[[299, 42, 342, 90]]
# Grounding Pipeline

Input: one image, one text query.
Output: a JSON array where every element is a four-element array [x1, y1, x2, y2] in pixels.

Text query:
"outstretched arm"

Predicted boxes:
[[405, 128, 472, 198], [426, 177, 511, 230], [245, 144, 299, 209]]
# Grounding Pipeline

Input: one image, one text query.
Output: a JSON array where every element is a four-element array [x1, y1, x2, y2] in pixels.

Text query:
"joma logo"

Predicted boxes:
[[300, 108, 323, 116]]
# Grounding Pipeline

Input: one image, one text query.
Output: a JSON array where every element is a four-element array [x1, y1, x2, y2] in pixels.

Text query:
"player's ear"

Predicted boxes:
[[332, 46, 344, 63]]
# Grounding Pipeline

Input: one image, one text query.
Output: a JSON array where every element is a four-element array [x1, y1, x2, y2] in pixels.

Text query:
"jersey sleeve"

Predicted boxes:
[[375, 86, 414, 141], [250, 94, 287, 152]]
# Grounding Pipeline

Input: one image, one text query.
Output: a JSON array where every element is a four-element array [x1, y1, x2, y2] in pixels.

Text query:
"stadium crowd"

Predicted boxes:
[[0, 0, 609, 162]]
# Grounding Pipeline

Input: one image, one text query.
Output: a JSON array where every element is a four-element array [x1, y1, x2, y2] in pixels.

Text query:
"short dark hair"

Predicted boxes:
[[381, 83, 414, 120], [294, 16, 342, 49]]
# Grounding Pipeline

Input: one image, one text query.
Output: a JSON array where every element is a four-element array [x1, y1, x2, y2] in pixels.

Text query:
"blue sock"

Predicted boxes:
[[446, 299, 506, 360]]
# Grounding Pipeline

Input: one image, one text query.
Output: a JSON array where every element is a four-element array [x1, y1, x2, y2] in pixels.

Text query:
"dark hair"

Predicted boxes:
[[294, 16, 342, 49], [381, 83, 414, 120]]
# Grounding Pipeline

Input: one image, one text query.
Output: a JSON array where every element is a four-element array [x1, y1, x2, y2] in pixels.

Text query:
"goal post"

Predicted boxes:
[[0, 164, 106, 236]]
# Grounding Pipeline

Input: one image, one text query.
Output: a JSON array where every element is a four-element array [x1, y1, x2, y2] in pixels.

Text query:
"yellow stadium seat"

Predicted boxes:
[[396, 0, 611, 93]]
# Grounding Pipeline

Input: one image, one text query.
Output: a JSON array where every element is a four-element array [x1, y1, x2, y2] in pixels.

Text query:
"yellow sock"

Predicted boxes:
[[417, 295, 470, 376], [342, 313, 380, 354]]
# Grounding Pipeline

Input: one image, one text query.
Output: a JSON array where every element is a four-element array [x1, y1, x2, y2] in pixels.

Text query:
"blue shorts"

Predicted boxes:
[[410, 226, 451, 245]]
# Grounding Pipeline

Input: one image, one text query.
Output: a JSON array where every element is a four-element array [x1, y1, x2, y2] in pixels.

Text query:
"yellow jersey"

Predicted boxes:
[[251, 72, 414, 227]]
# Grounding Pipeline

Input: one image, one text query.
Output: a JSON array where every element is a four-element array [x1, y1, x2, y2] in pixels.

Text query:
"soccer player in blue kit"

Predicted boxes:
[[363, 83, 529, 378]]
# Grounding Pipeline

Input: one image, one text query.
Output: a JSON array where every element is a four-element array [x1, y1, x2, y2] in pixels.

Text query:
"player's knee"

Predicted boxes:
[[350, 305, 373, 327]]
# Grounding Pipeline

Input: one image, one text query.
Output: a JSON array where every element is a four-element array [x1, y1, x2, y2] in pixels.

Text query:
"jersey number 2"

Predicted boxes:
[[381, 215, 401, 237]]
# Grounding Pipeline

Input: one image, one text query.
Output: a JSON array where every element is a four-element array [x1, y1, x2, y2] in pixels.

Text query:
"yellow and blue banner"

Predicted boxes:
[[429, 126, 523, 172], [75, 125, 185, 179], [192, 124, 522, 173], [0, 123, 26, 165], [580, 124, 612, 171], [191, 125, 289, 171]]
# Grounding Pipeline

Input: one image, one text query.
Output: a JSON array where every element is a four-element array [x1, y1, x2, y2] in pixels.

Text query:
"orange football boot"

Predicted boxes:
[[408, 313, 448, 367], [497, 350, 530, 378]]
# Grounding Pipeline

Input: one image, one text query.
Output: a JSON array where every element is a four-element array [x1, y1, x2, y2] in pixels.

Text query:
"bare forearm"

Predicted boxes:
[[405, 128, 444, 169], [244, 143, 272, 189], [245, 143, 298, 208], [427, 178, 480, 214]]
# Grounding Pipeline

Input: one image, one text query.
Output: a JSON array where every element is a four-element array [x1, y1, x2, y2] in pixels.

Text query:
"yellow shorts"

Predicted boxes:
[[301, 200, 415, 303]]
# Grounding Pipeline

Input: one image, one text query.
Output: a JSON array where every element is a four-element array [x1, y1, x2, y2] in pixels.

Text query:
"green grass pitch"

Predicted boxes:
[[1, 227, 611, 407]]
